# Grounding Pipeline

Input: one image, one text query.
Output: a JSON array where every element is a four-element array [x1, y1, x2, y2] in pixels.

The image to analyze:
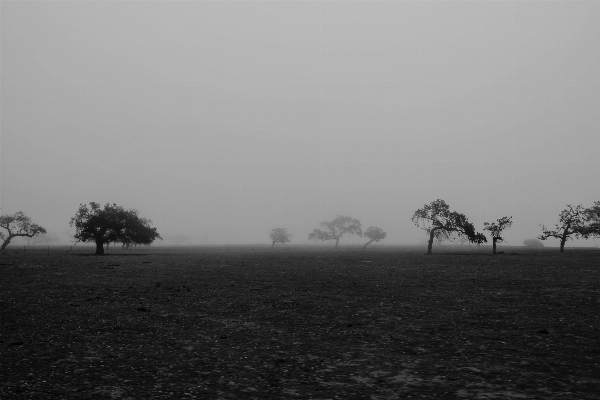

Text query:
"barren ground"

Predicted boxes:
[[1, 246, 599, 399]]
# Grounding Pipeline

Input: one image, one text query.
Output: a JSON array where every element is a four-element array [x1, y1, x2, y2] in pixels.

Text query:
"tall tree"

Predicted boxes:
[[363, 226, 386, 248], [0, 211, 46, 250], [483, 216, 513, 255], [269, 228, 291, 248], [308, 215, 362, 249], [538, 204, 585, 252], [411, 199, 487, 255], [70, 203, 160, 255]]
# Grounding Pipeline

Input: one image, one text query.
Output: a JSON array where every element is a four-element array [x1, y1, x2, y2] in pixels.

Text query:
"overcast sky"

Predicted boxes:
[[1, 1, 599, 247]]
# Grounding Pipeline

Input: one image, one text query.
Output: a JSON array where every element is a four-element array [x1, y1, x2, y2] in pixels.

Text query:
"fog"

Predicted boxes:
[[1, 1, 599, 248]]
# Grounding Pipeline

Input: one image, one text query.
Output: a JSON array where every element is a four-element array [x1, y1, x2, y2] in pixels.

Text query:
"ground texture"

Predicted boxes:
[[1, 247, 599, 399]]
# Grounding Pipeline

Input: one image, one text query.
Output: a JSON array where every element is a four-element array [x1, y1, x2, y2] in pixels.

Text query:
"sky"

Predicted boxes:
[[1, 0, 599, 247]]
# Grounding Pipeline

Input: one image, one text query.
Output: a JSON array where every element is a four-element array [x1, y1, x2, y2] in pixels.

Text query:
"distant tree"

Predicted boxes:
[[363, 226, 386, 248], [32, 232, 61, 246], [269, 228, 291, 247], [70, 203, 161, 255], [484, 216, 513, 255], [168, 234, 191, 246], [0, 211, 47, 250], [577, 201, 600, 240], [523, 238, 544, 248], [309, 215, 362, 249], [457, 236, 469, 245], [538, 204, 585, 253], [411, 199, 487, 255]]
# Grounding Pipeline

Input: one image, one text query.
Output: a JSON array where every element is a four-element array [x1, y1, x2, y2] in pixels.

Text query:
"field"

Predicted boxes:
[[1, 246, 599, 399]]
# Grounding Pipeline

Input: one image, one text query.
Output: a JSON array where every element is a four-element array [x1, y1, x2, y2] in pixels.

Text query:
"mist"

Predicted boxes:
[[1, 1, 599, 248]]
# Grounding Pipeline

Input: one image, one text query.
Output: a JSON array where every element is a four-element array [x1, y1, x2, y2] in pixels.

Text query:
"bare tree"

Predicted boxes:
[[0, 211, 46, 250], [484, 216, 513, 255], [309, 215, 362, 249], [363, 226, 386, 248], [411, 199, 487, 255], [538, 204, 585, 253], [269, 228, 291, 247]]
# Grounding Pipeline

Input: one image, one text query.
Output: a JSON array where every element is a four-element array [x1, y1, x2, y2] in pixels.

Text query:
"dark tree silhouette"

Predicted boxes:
[[308, 215, 362, 249], [523, 238, 544, 248], [538, 204, 585, 253], [0, 211, 46, 250], [484, 216, 513, 254], [119, 214, 161, 250], [70, 203, 160, 255], [269, 228, 291, 247], [577, 201, 600, 240], [363, 226, 386, 248], [411, 199, 487, 255]]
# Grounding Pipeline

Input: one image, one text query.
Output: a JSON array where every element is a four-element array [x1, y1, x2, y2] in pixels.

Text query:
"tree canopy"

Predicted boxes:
[[411, 199, 487, 255], [70, 202, 161, 255], [578, 201, 600, 240], [308, 215, 362, 248], [538, 204, 585, 252], [0, 211, 46, 250], [269, 228, 291, 247], [484, 216, 513, 254], [363, 226, 386, 248]]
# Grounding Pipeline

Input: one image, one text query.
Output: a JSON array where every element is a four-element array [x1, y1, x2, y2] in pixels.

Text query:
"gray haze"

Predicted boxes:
[[1, 1, 599, 247]]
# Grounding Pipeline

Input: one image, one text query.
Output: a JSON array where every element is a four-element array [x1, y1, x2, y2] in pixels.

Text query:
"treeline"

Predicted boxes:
[[1, 200, 599, 255]]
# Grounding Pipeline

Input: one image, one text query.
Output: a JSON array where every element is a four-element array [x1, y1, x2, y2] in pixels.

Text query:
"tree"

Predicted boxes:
[[363, 226, 386, 248], [411, 199, 487, 255], [0, 212, 47, 250], [523, 238, 544, 248], [32, 232, 61, 246], [167, 234, 191, 246], [119, 214, 161, 250], [483, 216, 513, 255], [308, 215, 362, 249], [70, 203, 160, 255], [538, 204, 585, 253], [269, 228, 291, 247], [577, 201, 600, 240]]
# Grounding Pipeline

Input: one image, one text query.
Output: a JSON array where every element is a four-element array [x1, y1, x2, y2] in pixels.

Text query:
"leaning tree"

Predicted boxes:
[[538, 204, 585, 253], [0, 211, 46, 250], [309, 215, 362, 249], [411, 199, 487, 255], [269, 228, 291, 247], [483, 216, 513, 255], [70, 202, 160, 255], [363, 226, 386, 248]]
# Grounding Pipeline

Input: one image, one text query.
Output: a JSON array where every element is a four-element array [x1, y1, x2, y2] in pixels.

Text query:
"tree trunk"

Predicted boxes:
[[271, 242, 275, 248], [1, 235, 13, 250], [95, 239, 105, 255], [560, 226, 569, 253], [335, 238, 340, 249], [364, 239, 374, 248], [492, 237, 497, 254], [427, 229, 437, 255]]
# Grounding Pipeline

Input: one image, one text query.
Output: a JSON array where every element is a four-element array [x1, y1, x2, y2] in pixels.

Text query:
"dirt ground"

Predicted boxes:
[[1, 246, 599, 399]]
